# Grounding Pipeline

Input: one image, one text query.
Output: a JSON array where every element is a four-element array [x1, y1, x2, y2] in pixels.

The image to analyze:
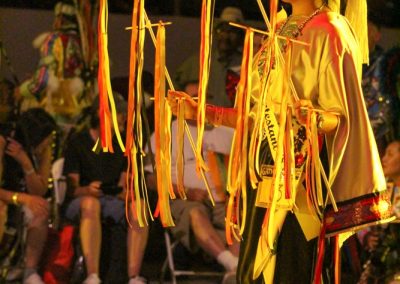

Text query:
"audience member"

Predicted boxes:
[[341, 13, 400, 283], [361, 13, 399, 154], [174, 6, 244, 107], [147, 81, 239, 274], [358, 140, 400, 283], [0, 108, 58, 284], [14, 1, 92, 126], [62, 94, 148, 284]]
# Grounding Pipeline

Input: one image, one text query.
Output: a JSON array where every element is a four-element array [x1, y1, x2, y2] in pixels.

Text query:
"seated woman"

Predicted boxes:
[[0, 108, 58, 284]]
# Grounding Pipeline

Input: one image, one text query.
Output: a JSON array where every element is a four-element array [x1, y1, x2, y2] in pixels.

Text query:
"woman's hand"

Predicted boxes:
[[5, 137, 31, 168], [167, 90, 198, 120], [294, 100, 339, 133], [19, 193, 49, 217], [294, 99, 313, 126]]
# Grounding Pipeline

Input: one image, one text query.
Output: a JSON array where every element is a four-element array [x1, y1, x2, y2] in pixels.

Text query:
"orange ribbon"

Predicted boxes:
[[196, 0, 214, 175], [226, 29, 253, 244], [154, 23, 174, 227]]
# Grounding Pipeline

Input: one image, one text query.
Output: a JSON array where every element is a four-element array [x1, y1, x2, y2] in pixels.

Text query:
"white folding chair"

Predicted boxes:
[[49, 157, 66, 230], [51, 158, 66, 205]]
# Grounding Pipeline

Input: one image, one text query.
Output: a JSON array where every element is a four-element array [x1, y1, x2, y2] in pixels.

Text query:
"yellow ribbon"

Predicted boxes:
[[154, 23, 174, 227], [97, 0, 125, 152], [196, 0, 214, 175], [226, 29, 253, 244]]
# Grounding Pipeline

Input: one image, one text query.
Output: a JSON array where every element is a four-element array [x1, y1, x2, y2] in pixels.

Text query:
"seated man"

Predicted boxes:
[[0, 108, 58, 284], [146, 81, 239, 273], [63, 94, 148, 284]]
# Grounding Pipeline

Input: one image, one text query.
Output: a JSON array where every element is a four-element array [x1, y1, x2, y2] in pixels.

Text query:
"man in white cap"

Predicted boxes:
[[174, 6, 245, 108]]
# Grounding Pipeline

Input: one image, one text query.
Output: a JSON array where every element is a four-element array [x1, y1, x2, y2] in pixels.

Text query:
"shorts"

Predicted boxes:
[[170, 199, 226, 252], [65, 195, 126, 225]]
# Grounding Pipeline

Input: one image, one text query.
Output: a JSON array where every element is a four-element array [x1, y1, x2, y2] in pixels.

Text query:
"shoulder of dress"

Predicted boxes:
[[306, 12, 356, 52], [308, 12, 347, 37]]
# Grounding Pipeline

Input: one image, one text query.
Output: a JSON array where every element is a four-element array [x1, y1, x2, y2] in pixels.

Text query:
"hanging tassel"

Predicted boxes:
[[265, 39, 294, 250], [143, 11, 213, 219], [345, 0, 369, 65], [153, 23, 175, 227], [226, 29, 253, 244], [175, 99, 187, 199], [196, 0, 214, 175], [123, 0, 153, 227], [97, 0, 125, 152]]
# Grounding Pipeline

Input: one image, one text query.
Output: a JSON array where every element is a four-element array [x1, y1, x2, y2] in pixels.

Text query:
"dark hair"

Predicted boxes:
[[14, 108, 58, 149], [89, 107, 100, 129], [368, 11, 382, 30]]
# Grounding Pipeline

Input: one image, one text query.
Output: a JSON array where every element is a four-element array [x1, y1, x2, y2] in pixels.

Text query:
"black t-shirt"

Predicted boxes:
[[63, 128, 127, 188]]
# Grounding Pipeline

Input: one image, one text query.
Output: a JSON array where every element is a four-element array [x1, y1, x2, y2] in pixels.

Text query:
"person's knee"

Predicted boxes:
[[189, 206, 209, 224], [80, 196, 101, 219], [29, 199, 50, 226]]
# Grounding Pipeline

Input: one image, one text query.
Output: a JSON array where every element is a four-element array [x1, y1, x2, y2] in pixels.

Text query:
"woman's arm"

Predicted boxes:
[[5, 137, 50, 196], [66, 173, 102, 198], [168, 90, 238, 128], [205, 105, 238, 129]]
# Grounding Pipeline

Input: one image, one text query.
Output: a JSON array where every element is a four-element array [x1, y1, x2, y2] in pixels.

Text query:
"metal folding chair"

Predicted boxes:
[[160, 230, 225, 284]]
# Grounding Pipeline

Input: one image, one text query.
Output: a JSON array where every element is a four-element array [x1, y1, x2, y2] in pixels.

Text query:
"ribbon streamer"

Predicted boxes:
[[154, 23, 175, 227], [123, 0, 152, 227], [97, 0, 125, 152], [196, 0, 215, 175], [226, 28, 253, 244]]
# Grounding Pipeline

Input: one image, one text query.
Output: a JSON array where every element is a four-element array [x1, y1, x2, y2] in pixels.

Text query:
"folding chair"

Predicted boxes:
[[0, 210, 26, 282], [49, 157, 66, 229], [160, 230, 225, 284]]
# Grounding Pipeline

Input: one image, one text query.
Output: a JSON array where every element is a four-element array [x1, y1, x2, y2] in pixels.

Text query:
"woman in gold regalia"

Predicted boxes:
[[168, 0, 393, 283]]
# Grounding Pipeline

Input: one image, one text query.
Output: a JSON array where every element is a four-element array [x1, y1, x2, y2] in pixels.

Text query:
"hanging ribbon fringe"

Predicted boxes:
[[97, 0, 125, 152], [176, 99, 187, 199], [154, 23, 175, 227], [345, 0, 369, 64], [123, 0, 153, 227], [196, 0, 214, 175], [226, 29, 253, 245], [143, 11, 213, 222]]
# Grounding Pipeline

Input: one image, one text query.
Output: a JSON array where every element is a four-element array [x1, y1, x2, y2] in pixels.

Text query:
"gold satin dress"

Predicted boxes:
[[237, 11, 388, 284]]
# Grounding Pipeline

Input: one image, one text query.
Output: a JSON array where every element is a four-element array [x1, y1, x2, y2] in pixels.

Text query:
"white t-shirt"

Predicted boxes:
[[147, 120, 234, 202]]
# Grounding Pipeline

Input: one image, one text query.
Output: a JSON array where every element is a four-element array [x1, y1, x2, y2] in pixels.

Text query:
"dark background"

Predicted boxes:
[[1, 0, 400, 27]]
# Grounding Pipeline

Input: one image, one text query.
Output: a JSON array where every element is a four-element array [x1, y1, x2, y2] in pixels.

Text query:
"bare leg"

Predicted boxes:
[[80, 197, 101, 275], [127, 200, 149, 278], [24, 207, 49, 269], [229, 239, 240, 257], [190, 207, 226, 258]]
